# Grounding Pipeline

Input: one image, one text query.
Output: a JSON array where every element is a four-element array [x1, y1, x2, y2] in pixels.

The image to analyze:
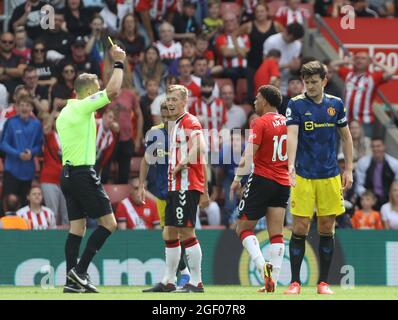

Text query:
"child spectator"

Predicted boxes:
[[17, 186, 56, 230], [0, 95, 43, 205], [202, 0, 223, 43], [352, 190, 383, 229], [196, 34, 215, 69]]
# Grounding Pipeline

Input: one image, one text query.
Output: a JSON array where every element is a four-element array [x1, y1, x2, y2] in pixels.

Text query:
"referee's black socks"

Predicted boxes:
[[318, 233, 335, 284], [75, 226, 112, 275], [289, 233, 306, 284], [65, 233, 83, 274]]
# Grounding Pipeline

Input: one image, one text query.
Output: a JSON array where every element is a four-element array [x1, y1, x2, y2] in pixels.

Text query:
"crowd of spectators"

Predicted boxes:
[[0, 0, 398, 231]]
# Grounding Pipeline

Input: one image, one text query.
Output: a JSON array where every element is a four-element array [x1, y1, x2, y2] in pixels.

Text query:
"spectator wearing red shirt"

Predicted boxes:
[[215, 12, 250, 95], [153, 22, 182, 67], [116, 177, 160, 230], [12, 27, 31, 63], [40, 110, 68, 225], [274, 0, 312, 32], [178, 57, 201, 104], [332, 51, 396, 137], [254, 49, 281, 96], [135, 0, 177, 42]]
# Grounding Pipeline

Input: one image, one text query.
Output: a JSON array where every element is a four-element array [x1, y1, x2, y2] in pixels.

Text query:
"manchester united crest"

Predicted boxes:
[[327, 106, 336, 116]]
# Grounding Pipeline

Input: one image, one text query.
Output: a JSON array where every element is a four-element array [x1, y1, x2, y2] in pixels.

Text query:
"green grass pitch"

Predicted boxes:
[[0, 286, 397, 300]]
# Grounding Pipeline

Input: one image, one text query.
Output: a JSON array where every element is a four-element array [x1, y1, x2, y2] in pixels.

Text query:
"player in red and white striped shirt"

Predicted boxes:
[[332, 51, 395, 137], [115, 178, 160, 230], [274, 0, 312, 31], [17, 186, 56, 230], [95, 108, 119, 175], [189, 77, 227, 151], [144, 85, 209, 293]]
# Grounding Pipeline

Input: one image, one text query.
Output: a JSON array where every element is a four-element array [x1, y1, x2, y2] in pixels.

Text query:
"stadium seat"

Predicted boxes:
[[220, 2, 241, 17], [236, 79, 248, 104], [103, 184, 131, 205], [130, 157, 142, 176]]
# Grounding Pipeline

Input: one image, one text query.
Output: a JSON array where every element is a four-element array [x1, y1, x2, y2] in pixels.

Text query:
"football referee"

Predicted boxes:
[[56, 45, 126, 293]]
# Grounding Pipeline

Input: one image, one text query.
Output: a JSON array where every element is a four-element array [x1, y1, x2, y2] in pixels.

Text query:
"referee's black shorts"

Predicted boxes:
[[60, 165, 113, 221]]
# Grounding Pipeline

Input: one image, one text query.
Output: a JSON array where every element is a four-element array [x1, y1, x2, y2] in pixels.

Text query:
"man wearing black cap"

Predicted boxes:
[[59, 36, 100, 77], [172, 0, 200, 40]]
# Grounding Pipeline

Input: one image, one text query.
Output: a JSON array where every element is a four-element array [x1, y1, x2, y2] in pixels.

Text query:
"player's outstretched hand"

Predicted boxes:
[[288, 166, 296, 187], [110, 45, 126, 63], [199, 191, 210, 209], [230, 180, 241, 201], [342, 170, 353, 192]]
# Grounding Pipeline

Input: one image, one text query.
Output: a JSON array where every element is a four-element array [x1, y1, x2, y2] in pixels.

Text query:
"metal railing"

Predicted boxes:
[[313, 13, 398, 127]]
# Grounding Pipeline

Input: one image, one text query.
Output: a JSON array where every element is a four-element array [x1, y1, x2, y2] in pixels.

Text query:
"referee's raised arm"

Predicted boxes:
[[105, 45, 126, 101]]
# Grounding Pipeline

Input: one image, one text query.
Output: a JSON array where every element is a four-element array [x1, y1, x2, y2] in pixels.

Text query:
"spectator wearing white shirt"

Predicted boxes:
[[381, 181, 398, 230], [221, 84, 246, 130], [153, 22, 182, 66], [263, 22, 304, 95]]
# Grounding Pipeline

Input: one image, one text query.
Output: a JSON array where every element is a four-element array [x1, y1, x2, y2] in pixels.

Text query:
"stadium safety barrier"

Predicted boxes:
[[0, 229, 397, 286]]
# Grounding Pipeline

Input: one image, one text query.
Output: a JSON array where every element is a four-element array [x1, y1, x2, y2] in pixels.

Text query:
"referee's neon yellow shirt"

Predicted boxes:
[[56, 90, 110, 166]]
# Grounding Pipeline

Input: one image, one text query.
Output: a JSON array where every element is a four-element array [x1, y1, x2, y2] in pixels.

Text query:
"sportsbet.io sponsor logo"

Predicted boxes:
[[238, 230, 319, 287]]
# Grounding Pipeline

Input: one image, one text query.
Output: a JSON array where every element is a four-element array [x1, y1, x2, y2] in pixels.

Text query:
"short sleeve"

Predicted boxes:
[[115, 202, 128, 222], [248, 118, 263, 145], [285, 100, 300, 126], [371, 71, 385, 86], [335, 98, 347, 127], [150, 96, 162, 116], [150, 201, 160, 225], [78, 90, 111, 114], [380, 204, 389, 222], [338, 66, 351, 80]]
